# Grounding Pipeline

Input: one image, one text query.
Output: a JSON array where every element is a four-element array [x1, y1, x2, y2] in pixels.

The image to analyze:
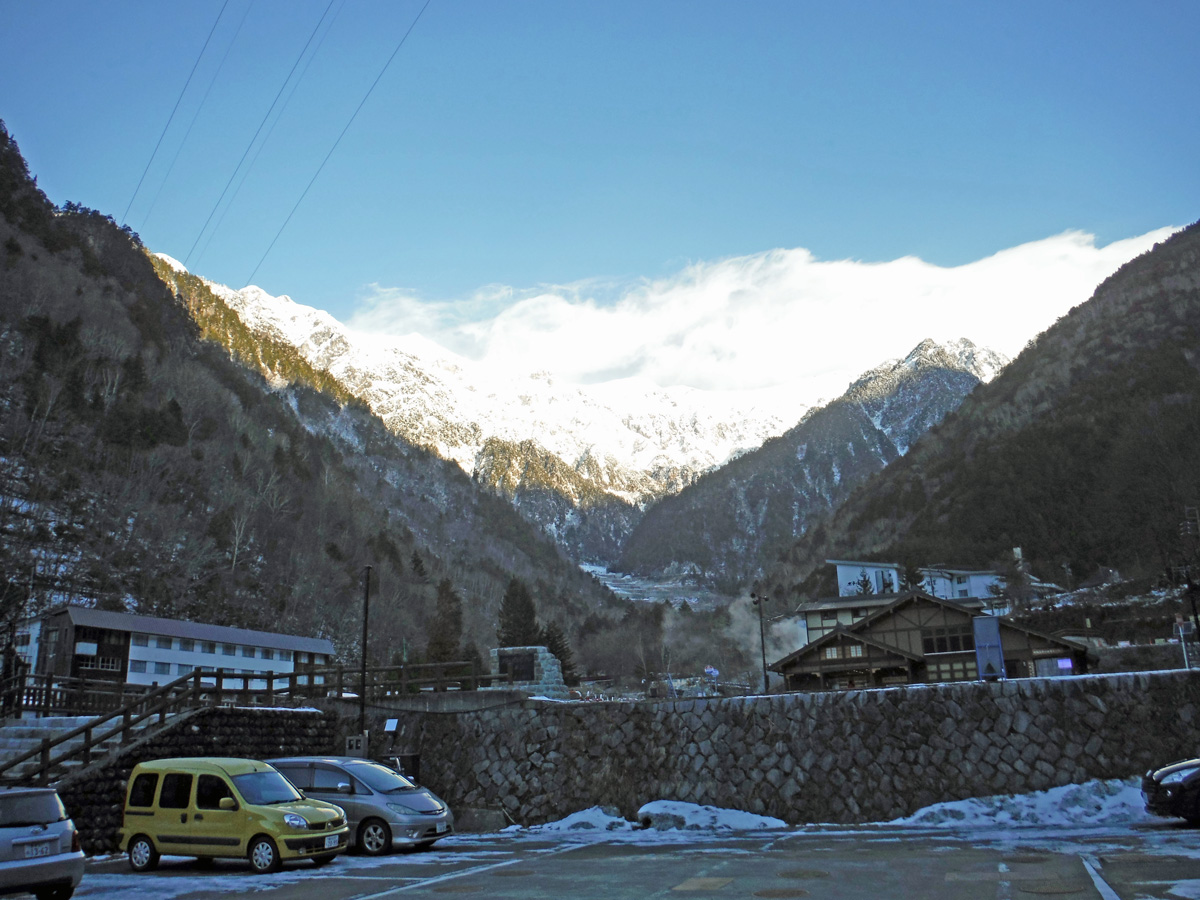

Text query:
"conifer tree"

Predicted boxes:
[[426, 578, 463, 663], [497, 576, 542, 647], [542, 619, 577, 685]]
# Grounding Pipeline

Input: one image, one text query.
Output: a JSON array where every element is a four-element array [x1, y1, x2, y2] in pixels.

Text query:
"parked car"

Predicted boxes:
[[268, 756, 453, 854], [118, 757, 349, 873], [1143, 757, 1200, 823], [0, 786, 85, 900]]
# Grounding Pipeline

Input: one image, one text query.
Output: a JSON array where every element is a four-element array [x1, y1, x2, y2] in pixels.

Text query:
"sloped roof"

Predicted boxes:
[[770, 590, 1085, 671], [52, 605, 335, 655], [770, 623, 924, 672]]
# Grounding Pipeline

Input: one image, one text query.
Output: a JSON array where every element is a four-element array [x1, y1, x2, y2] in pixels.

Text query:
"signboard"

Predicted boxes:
[[973, 616, 1006, 680]]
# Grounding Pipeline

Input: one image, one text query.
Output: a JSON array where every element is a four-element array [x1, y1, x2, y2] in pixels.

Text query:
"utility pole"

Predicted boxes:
[[751, 592, 771, 694], [359, 565, 372, 749]]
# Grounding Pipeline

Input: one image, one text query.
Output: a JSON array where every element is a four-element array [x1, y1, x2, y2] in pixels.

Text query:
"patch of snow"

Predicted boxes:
[[636, 800, 788, 831], [889, 777, 1154, 828]]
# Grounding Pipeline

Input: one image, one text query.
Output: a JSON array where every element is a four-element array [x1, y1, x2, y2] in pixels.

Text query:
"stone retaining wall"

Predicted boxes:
[[57, 706, 336, 854], [365, 670, 1200, 826]]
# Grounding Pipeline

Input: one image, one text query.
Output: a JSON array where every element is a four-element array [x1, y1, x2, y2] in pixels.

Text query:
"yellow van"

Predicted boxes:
[[119, 758, 349, 873]]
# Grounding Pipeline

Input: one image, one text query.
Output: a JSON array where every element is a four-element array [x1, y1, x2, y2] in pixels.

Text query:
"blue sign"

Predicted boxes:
[[973, 616, 1006, 680]]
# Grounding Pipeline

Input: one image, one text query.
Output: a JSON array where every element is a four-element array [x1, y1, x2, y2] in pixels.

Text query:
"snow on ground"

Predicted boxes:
[[888, 776, 1156, 828], [500, 776, 1154, 839]]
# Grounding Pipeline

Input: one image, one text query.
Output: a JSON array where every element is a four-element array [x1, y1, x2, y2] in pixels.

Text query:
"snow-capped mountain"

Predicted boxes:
[[160, 255, 1006, 569], [845, 338, 1008, 453]]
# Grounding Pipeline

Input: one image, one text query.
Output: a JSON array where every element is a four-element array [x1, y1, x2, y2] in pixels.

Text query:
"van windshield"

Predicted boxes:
[[347, 762, 417, 793], [232, 771, 303, 805]]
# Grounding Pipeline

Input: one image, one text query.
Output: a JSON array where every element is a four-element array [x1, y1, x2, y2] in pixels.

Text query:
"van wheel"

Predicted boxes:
[[359, 818, 391, 856], [248, 836, 281, 874], [128, 834, 159, 872]]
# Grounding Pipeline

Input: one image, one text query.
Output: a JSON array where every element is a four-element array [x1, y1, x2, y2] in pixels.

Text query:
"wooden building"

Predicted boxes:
[[769, 590, 1088, 692]]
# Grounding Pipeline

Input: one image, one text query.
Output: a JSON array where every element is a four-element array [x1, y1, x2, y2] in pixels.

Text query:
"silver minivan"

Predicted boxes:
[[0, 786, 85, 899], [268, 757, 453, 855]]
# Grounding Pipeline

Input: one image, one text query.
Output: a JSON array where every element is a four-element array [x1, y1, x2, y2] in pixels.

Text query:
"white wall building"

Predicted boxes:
[[829, 559, 1004, 602]]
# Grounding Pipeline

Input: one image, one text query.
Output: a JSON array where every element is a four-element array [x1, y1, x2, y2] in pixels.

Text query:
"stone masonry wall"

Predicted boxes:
[[368, 670, 1200, 826], [57, 706, 337, 854]]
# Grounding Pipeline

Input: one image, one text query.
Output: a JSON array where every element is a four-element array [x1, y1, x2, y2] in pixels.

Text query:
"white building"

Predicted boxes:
[[828, 559, 1004, 601], [27, 605, 335, 690]]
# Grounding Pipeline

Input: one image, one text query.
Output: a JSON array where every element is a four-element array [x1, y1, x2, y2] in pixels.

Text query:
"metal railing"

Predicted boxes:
[[0, 660, 512, 785]]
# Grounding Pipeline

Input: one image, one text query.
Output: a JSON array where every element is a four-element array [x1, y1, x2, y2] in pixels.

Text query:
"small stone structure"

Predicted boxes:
[[485, 646, 568, 699], [369, 669, 1200, 827]]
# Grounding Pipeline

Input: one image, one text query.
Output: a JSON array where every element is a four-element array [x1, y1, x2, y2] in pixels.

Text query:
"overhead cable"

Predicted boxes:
[[142, 0, 255, 229], [122, 0, 230, 226], [184, 0, 338, 268], [246, 0, 434, 286]]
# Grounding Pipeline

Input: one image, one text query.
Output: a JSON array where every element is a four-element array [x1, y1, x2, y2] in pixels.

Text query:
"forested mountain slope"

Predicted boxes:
[[0, 120, 621, 667], [617, 340, 1002, 591], [764, 222, 1200, 598]]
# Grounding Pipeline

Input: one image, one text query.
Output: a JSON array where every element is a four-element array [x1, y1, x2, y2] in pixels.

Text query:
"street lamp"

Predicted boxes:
[[750, 591, 771, 694], [359, 565, 372, 748]]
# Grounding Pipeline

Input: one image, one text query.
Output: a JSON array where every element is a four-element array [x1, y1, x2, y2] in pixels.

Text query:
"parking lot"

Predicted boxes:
[[75, 819, 1200, 900]]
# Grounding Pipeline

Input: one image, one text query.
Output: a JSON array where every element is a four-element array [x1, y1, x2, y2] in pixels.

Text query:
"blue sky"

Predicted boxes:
[[1, 1, 1196, 395]]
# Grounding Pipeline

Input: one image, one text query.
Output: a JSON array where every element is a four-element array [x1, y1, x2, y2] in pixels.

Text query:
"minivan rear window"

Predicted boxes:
[[0, 792, 65, 827], [159, 773, 193, 809], [128, 773, 159, 808]]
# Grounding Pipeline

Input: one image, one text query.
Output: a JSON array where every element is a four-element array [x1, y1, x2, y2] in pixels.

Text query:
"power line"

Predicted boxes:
[[122, 0, 230, 226], [142, 0, 254, 230], [246, 0, 434, 286], [184, 0, 338, 268], [194, 0, 347, 266]]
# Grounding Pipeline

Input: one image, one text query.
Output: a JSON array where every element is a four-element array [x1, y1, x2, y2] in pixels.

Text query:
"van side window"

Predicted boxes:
[[275, 766, 312, 790], [129, 773, 159, 807], [196, 775, 234, 810], [159, 773, 193, 809], [312, 767, 347, 791]]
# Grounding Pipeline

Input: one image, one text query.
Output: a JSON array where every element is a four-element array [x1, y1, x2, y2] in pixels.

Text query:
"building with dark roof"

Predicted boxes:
[[769, 590, 1088, 692], [31, 605, 335, 689]]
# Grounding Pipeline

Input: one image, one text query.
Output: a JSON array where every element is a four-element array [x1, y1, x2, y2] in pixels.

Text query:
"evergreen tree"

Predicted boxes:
[[850, 569, 875, 595], [497, 576, 542, 647], [899, 561, 924, 591], [410, 551, 426, 578], [425, 578, 463, 663], [542, 619, 577, 685]]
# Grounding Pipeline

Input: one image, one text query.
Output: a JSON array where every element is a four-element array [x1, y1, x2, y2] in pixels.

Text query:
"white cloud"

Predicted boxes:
[[346, 227, 1178, 403]]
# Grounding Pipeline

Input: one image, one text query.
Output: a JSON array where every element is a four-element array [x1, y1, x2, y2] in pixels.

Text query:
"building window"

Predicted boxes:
[[820, 611, 839, 623], [298, 653, 310, 665], [201, 642, 216, 654], [132, 633, 149, 647], [280, 651, 293, 662], [155, 636, 173, 650], [130, 660, 147, 674], [222, 644, 237, 656], [177, 664, 198, 675], [847, 645, 863, 658], [929, 659, 977, 682], [261, 649, 274, 661], [15, 633, 30, 647], [824, 647, 839, 659], [79, 657, 121, 672], [153, 662, 171, 675], [922, 624, 975, 655], [851, 608, 868, 618], [241, 646, 256, 658], [178, 639, 195, 652], [958, 589, 968, 598]]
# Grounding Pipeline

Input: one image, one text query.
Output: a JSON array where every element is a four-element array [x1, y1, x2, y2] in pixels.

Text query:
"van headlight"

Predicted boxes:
[[387, 801, 430, 815], [284, 813, 309, 829]]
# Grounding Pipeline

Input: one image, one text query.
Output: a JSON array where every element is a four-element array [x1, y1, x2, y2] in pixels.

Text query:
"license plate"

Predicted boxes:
[[24, 842, 52, 858], [435, 821, 448, 833], [324, 834, 339, 849]]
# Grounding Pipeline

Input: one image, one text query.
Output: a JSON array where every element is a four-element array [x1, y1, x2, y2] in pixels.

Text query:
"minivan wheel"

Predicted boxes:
[[359, 818, 392, 856], [128, 834, 160, 872], [248, 835, 281, 874]]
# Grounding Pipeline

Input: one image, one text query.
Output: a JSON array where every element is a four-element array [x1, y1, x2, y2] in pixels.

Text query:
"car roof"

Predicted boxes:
[[268, 756, 389, 768], [0, 786, 59, 797], [132, 757, 278, 777]]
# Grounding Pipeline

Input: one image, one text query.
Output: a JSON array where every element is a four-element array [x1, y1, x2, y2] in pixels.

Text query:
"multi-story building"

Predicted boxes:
[[27, 605, 335, 690]]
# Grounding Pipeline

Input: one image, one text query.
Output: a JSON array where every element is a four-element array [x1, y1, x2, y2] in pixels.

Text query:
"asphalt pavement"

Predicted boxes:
[[76, 820, 1200, 900]]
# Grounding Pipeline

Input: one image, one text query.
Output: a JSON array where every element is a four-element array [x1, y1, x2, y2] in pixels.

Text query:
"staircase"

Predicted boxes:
[[0, 716, 105, 782]]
